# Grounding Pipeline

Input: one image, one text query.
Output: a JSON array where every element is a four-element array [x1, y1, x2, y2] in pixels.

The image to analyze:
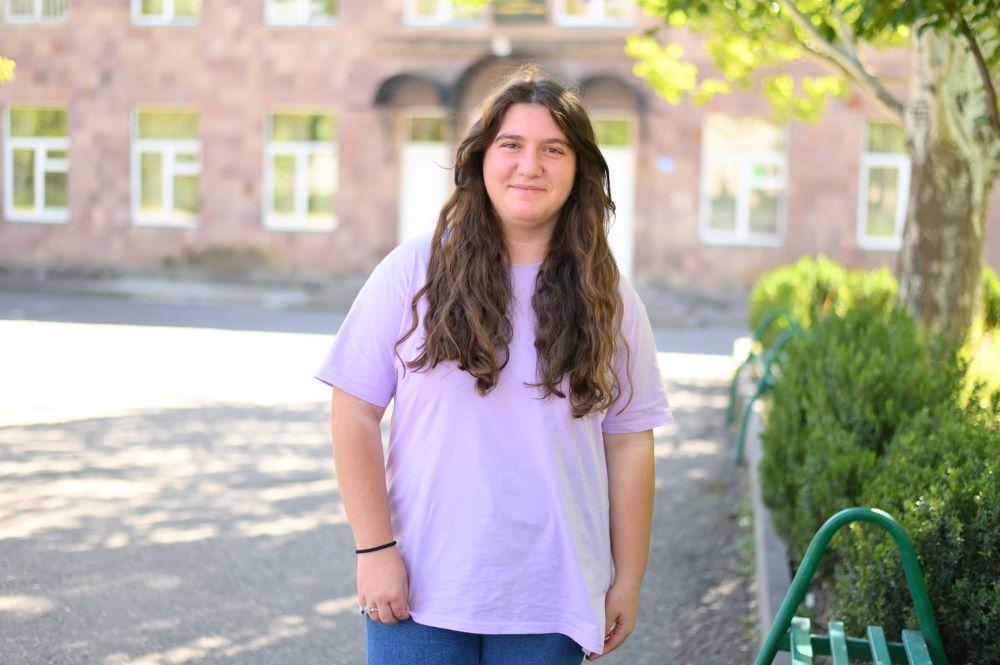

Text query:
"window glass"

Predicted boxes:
[[4, 106, 71, 222], [272, 154, 296, 214], [174, 0, 200, 17], [865, 166, 902, 238], [12, 149, 35, 209], [44, 171, 68, 208], [594, 119, 630, 146], [266, 111, 337, 230], [408, 117, 445, 142], [138, 111, 198, 139], [272, 113, 335, 142], [748, 189, 780, 235], [174, 174, 199, 216], [10, 108, 68, 138], [139, 152, 164, 213], [700, 114, 785, 244]]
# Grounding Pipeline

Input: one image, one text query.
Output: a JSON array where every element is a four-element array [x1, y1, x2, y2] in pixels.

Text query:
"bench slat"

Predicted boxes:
[[865, 626, 893, 665], [902, 629, 933, 665], [789, 616, 813, 664], [828, 621, 849, 665]]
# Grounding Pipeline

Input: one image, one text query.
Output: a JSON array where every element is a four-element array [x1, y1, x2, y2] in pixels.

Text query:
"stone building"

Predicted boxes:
[[1, 0, 998, 287]]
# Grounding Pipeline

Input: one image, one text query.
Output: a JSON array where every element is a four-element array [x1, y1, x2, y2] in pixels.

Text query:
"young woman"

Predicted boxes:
[[316, 65, 671, 665]]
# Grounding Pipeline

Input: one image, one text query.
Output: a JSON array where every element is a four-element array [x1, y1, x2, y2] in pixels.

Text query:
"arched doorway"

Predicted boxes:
[[374, 74, 453, 243], [582, 75, 643, 279]]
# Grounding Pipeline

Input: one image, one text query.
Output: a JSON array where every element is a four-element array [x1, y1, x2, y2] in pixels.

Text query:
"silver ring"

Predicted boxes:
[[365, 607, 379, 615]]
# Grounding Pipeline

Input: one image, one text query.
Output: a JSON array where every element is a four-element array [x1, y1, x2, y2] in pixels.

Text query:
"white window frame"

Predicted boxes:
[[263, 112, 337, 232], [856, 125, 910, 251], [2, 107, 70, 224], [698, 132, 787, 247], [4, 0, 68, 23], [131, 111, 201, 228], [264, 0, 337, 26], [131, 0, 199, 26], [404, 0, 486, 26], [552, 0, 632, 26]]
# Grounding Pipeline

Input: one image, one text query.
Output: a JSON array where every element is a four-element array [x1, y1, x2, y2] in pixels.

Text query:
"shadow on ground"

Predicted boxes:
[[1, 375, 754, 664]]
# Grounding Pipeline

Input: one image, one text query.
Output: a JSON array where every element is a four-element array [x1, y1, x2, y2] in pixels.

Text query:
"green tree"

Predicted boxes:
[[0, 57, 14, 83], [629, 0, 1000, 339]]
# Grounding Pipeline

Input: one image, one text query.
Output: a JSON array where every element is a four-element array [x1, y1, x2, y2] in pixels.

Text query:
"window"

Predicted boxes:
[[131, 109, 200, 227], [857, 121, 909, 250], [553, 0, 632, 26], [265, 0, 336, 25], [699, 114, 786, 246], [404, 0, 485, 25], [264, 111, 337, 231], [2, 106, 69, 223], [5, 0, 68, 23], [132, 0, 200, 25]]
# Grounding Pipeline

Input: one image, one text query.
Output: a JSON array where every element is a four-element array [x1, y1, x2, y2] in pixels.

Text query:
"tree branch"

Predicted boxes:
[[831, 2, 860, 64], [949, 5, 1000, 135], [778, 0, 904, 122]]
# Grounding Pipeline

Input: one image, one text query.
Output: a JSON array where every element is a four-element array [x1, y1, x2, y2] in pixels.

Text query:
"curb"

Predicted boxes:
[[733, 371, 791, 664], [745, 404, 791, 665]]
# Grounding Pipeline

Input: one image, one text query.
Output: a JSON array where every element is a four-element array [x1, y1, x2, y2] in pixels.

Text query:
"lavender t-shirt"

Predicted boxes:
[[315, 235, 671, 655]]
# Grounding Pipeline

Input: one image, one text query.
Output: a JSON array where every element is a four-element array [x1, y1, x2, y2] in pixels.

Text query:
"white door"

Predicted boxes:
[[596, 118, 636, 279], [399, 115, 451, 243]]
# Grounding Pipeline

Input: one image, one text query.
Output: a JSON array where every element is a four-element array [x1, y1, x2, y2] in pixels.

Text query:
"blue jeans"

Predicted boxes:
[[366, 618, 586, 665]]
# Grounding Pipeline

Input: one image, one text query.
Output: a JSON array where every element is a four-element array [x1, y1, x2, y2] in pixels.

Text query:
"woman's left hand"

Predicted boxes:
[[586, 580, 641, 660]]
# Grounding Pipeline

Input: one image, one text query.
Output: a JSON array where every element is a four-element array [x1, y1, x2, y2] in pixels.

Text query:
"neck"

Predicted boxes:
[[504, 233, 550, 265]]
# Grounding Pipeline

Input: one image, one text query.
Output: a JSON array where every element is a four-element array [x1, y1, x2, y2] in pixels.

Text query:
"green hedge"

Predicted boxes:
[[834, 400, 1000, 665], [758, 304, 1000, 664], [748, 255, 897, 347], [749, 257, 1000, 348]]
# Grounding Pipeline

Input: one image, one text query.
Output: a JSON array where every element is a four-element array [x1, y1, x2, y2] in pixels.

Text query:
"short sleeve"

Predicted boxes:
[[601, 278, 672, 434], [314, 241, 423, 407]]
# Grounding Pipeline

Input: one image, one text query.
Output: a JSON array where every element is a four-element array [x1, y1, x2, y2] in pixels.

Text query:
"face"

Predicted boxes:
[[482, 103, 577, 246]]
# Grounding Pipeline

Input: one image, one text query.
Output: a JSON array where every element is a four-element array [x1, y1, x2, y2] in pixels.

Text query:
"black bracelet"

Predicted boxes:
[[355, 540, 396, 554]]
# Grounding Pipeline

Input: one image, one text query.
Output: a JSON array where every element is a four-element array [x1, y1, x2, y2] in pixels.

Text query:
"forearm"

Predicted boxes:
[[331, 388, 394, 549], [604, 430, 655, 589]]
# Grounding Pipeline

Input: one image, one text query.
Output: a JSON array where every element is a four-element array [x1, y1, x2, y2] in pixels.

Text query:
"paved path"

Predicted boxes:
[[0, 291, 754, 664]]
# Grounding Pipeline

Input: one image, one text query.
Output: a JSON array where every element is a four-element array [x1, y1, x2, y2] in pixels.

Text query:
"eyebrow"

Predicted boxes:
[[494, 133, 572, 148]]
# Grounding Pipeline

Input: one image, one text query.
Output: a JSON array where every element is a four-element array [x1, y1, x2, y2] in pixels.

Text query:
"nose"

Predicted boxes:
[[517, 150, 542, 177]]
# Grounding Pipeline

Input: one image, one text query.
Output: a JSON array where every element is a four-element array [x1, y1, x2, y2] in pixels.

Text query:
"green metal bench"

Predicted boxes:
[[754, 508, 946, 665], [728, 308, 802, 463]]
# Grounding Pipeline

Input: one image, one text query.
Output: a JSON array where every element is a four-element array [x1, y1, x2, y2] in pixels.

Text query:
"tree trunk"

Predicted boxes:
[[899, 29, 1000, 340]]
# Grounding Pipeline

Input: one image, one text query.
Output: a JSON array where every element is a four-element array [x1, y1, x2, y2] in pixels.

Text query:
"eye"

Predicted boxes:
[[500, 142, 519, 150]]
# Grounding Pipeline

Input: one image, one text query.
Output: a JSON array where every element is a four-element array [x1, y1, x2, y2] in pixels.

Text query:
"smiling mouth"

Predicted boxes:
[[511, 185, 544, 192]]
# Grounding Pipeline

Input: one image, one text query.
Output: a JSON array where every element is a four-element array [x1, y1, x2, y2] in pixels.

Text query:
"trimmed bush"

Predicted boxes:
[[833, 400, 1000, 665], [748, 255, 897, 348], [757, 301, 1000, 664], [759, 305, 964, 558]]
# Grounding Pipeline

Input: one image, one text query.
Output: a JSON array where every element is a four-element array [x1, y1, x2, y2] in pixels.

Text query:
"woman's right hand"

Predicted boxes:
[[357, 546, 410, 624]]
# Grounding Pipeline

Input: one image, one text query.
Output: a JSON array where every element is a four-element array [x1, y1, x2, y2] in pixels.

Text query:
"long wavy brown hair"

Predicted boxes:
[[399, 65, 629, 418]]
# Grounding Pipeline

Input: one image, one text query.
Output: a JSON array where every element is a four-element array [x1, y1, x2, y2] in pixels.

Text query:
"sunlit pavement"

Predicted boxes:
[[1, 318, 753, 664]]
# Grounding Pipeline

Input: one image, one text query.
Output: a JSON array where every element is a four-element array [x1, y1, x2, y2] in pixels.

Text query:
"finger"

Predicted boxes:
[[601, 624, 632, 656], [377, 602, 397, 625], [389, 598, 410, 622]]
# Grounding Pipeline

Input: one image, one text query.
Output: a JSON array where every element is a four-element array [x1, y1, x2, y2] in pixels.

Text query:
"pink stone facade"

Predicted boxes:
[[1, 1, 998, 288]]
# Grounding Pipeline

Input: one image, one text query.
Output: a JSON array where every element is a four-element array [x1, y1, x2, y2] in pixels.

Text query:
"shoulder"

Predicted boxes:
[[379, 232, 434, 274], [617, 275, 648, 314]]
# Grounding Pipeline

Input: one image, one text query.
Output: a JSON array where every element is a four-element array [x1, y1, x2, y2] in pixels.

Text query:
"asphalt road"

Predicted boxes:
[[0, 292, 755, 664]]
